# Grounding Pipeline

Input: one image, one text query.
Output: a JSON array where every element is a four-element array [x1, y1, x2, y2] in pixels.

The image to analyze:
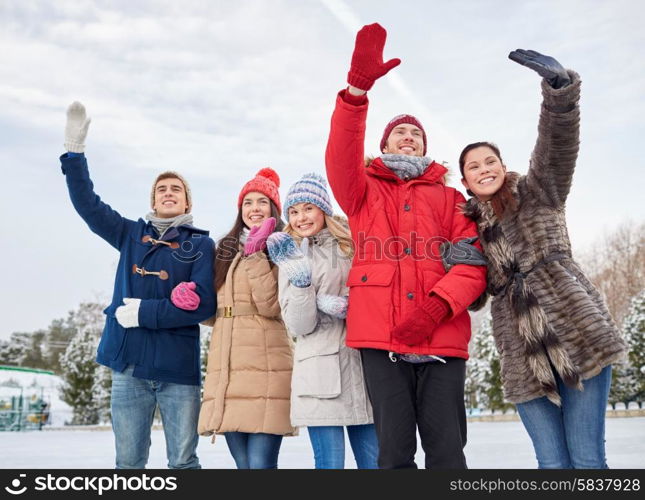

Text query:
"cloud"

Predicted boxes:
[[0, 0, 642, 339]]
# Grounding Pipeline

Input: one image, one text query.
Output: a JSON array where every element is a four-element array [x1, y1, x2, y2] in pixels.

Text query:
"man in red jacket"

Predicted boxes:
[[325, 23, 487, 469]]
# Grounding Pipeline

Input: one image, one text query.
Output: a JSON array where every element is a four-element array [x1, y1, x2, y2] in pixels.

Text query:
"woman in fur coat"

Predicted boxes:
[[459, 49, 627, 469]]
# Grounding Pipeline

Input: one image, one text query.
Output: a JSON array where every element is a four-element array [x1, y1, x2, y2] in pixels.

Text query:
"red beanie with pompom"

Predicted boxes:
[[237, 168, 281, 213]]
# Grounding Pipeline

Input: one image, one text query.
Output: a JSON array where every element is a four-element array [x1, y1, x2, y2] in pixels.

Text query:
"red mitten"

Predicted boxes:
[[347, 23, 401, 91], [171, 281, 200, 311], [391, 295, 450, 346]]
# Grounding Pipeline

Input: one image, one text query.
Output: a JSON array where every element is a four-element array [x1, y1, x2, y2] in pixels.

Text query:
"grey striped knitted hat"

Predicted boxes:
[[283, 173, 333, 218]]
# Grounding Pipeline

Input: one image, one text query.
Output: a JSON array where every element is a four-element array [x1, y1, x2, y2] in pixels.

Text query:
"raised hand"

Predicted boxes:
[[508, 49, 570, 89], [267, 233, 312, 288], [347, 23, 401, 91], [171, 281, 200, 311], [65, 101, 92, 153], [244, 217, 277, 256]]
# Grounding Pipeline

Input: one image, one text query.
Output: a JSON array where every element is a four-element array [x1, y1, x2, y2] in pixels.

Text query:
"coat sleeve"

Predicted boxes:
[[60, 153, 134, 250], [525, 71, 581, 208], [429, 190, 487, 317], [138, 237, 217, 330], [324, 90, 369, 216], [277, 269, 318, 337], [242, 251, 282, 318]]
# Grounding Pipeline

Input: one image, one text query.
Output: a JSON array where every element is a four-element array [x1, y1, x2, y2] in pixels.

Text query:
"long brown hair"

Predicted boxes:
[[213, 201, 284, 291], [459, 141, 518, 218]]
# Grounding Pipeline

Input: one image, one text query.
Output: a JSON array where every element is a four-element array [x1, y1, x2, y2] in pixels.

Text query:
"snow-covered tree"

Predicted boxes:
[[43, 318, 76, 373], [467, 313, 513, 413], [58, 302, 106, 425], [92, 365, 112, 424], [199, 325, 212, 398], [0, 332, 31, 366], [622, 290, 645, 405], [465, 336, 490, 411], [609, 364, 639, 409]]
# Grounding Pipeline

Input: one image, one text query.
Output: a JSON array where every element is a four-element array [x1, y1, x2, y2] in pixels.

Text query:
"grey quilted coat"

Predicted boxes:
[[278, 228, 374, 426]]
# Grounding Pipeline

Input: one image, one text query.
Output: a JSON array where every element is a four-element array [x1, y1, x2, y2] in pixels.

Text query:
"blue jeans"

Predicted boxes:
[[516, 365, 612, 469], [111, 366, 201, 469], [224, 432, 283, 469], [307, 424, 379, 469]]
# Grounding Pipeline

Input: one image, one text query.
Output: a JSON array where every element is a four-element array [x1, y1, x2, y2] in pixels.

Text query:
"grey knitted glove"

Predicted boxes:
[[440, 236, 487, 272], [316, 294, 348, 319], [65, 101, 92, 153], [267, 233, 312, 288]]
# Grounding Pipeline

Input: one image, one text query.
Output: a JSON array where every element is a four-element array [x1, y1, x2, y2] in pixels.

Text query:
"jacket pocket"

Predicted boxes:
[[98, 308, 126, 361], [294, 323, 343, 362], [346, 264, 396, 342], [292, 353, 341, 398], [346, 263, 396, 288], [152, 331, 196, 375]]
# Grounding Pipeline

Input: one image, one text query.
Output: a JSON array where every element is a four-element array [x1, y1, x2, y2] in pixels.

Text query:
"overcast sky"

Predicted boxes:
[[1, 0, 643, 339]]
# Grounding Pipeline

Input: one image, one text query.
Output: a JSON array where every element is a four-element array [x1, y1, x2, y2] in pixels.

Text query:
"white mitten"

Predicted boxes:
[[65, 101, 91, 153], [316, 294, 348, 319], [115, 298, 141, 328]]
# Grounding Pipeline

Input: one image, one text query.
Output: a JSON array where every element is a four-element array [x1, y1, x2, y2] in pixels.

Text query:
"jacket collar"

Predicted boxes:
[[310, 228, 332, 246], [143, 221, 210, 240]]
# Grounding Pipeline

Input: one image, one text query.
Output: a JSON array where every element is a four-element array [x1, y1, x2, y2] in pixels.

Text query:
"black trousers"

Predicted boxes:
[[360, 348, 467, 469]]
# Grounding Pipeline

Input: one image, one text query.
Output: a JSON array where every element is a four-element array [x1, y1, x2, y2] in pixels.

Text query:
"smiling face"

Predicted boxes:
[[460, 146, 507, 201], [153, 177, 188, 218], [382, 123, 425, 156], [287, 202, 326, 238], [241, 191, 272, 228]]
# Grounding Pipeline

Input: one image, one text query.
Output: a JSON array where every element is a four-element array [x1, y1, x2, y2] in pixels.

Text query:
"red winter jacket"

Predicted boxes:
[[325, 90, 487, 359]]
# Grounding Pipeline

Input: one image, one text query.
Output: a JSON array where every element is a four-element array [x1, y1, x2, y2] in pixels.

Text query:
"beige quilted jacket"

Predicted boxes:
[[198, 250, 296, 436]]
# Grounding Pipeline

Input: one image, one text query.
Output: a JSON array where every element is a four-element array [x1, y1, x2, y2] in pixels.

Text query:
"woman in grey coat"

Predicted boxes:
[[459, 49, 627, 469], [267, 173, 378, 469]]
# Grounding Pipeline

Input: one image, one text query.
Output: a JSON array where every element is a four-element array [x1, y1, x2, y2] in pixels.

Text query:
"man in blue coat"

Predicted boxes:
[[60, 102, 216, 469]]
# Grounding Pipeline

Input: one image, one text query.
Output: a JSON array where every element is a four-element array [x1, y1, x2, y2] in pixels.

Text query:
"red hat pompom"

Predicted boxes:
[[238, 167, 282, 212], [256, 167, 280, 188]]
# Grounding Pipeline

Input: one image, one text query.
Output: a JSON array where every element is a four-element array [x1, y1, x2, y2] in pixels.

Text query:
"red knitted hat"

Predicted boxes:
[[238, 168, 281, 213], [380, 114, 427, 156]]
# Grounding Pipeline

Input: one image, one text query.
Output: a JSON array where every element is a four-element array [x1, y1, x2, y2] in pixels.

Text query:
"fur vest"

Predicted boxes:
[[462, 72, 626, 405]]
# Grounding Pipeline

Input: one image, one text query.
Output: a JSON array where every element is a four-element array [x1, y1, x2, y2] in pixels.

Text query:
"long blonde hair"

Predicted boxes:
[[284, 214, 354, 258]]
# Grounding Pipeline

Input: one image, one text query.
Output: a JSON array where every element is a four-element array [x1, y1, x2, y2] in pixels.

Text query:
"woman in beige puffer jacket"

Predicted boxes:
[[267, 173, 378, 469], [198, 168, 296, 469]]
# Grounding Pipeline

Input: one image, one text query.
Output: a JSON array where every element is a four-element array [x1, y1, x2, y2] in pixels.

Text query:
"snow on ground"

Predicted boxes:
[[0, 417, 643, 469]]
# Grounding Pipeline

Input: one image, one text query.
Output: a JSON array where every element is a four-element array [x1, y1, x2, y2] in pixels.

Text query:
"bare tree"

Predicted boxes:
[[578, 221, 645, 325]]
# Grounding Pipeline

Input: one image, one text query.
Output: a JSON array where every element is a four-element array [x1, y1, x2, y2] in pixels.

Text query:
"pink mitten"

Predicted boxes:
[[244, 217, 277, 256], [171, 281, 200, 311]]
